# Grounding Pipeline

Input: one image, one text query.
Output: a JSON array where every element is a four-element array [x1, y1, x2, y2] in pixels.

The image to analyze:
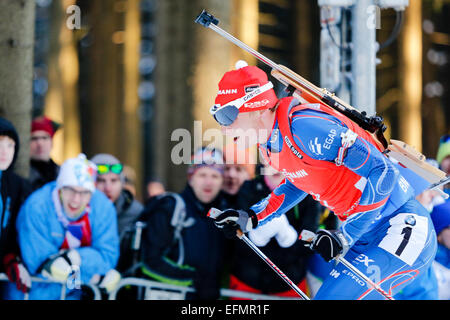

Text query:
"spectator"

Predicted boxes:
[[146, 178, 165, 200], [29, 116, 61, 191], [436, 134, 450, 198], [430, 201, 450, 300], [137, 147, 230, 300], [229, 164, 321, 298], [90, 154, 143, 239], [5, 154, 119, 300], [0, 118, 32, 297], [90, 154, 143, 275], [222, 143, 256, 207]]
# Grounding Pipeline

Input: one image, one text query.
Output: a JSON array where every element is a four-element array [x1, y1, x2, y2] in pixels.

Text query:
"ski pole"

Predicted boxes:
[[208, 208, 310, 300], [237, 229, 310, 300], [300, 230, 395, 300], [337, 255, 394, 300]]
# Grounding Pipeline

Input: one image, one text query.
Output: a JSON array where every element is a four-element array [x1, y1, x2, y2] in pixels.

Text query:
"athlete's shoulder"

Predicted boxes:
[[288, 106, 347, 160]]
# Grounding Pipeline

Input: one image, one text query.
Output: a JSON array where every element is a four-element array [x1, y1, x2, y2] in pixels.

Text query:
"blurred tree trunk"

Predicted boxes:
[[399, 1, 422, 151], [84, 0, 122, 159], [45, 0, 81, 164], [121, 0, 142, 200], [154, 0, 232, 192], [0, 0, 36, 177]]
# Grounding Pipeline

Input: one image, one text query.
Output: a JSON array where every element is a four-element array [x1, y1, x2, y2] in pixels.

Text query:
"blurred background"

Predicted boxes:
[[0, 0, 448, 202]]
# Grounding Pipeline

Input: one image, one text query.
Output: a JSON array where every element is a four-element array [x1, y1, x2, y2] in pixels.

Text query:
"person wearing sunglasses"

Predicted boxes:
[[208, 61, 438, 300], [90, 154, 143, 274], [90, 154, 143, 239]]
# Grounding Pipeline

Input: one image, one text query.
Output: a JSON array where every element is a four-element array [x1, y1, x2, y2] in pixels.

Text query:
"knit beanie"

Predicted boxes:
[[31, 116, 61, 138], [90, 153, 121, 167], [56, 154, 97, 193], [90, 153, 124, 182], [187, 147, 224, 178], [214, 61, 278, 113]]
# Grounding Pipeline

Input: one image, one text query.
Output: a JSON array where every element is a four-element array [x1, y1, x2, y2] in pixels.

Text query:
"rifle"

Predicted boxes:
[[195, 10, 448, 192]]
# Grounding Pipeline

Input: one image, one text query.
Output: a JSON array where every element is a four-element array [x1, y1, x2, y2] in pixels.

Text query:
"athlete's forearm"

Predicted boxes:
[[250, 178, 307, 226]]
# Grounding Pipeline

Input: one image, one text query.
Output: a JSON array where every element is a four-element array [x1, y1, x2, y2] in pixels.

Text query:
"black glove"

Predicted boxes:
[[309, 229, 349, 262], [208, 208, 258, 239], [3, 253, 31, 293]]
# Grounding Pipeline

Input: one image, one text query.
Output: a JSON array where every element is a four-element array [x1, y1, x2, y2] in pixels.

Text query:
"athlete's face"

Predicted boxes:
[[221, 110, 273, 149], [189, 166, 223, 204], [221, 112, 259, 149]]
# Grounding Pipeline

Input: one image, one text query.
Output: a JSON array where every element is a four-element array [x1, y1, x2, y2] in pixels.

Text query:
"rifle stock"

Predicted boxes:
[[271, 66, 389, 151]]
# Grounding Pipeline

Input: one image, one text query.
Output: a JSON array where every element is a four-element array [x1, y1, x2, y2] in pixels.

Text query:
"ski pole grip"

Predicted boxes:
[[195, 9, 219, 27], [207, 208, 245, 239]]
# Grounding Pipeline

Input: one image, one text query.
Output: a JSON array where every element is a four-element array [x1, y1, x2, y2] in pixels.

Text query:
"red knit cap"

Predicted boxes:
[[31, 116, 60, 138], [214, 61, 278, 113]]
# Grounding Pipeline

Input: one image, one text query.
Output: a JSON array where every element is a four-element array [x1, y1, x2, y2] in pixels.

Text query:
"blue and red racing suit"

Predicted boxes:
[[252, 96, 437, 299]]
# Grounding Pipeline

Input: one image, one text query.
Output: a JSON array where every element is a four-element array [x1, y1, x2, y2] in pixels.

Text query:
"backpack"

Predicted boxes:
[[135, 192, 195, 267], [162, 192, 195, 265]]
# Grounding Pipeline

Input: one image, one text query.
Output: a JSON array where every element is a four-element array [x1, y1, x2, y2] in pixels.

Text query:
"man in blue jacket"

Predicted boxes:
[[6, 154, 119, 300]]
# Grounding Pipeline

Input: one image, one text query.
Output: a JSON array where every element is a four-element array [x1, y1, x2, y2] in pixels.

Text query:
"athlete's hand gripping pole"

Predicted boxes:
[[208, 208, 310, 300], [300, 230, 395, 300]]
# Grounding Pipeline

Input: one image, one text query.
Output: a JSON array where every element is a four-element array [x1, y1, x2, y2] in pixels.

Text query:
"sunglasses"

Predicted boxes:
[[210, 82, 274, 126], [97, 163, 123, 175]]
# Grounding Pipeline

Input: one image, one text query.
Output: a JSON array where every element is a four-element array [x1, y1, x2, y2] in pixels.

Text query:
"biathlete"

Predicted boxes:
[[209, 61, 437, 300]]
